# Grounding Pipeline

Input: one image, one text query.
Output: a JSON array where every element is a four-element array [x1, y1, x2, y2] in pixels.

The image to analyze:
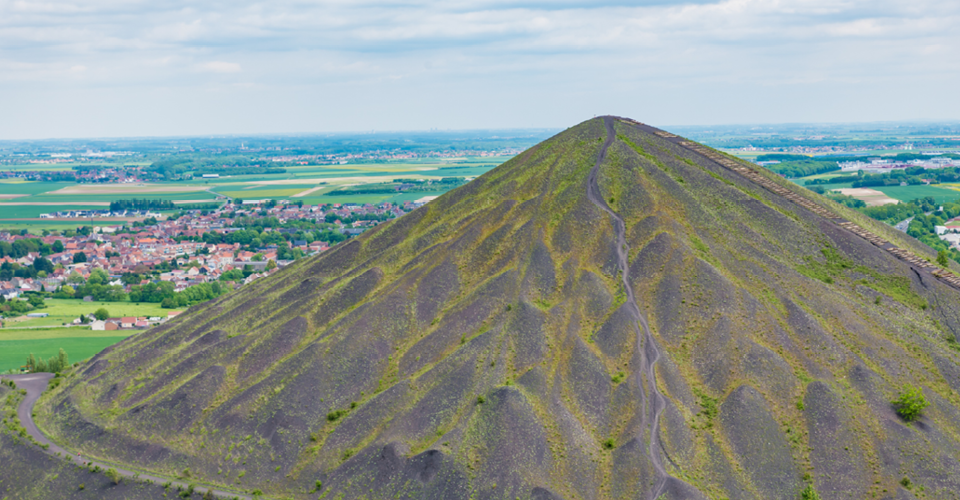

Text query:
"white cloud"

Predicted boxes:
[[199, 61, 242, 73], [0, 0, 957, 138]]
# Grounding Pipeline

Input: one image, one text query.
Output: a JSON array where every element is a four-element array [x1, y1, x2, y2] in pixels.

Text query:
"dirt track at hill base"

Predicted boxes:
[[0, 373, 252, 500]]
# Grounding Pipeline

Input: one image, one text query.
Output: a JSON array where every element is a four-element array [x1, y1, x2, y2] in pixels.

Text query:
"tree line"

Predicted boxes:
[[109, 199, 177, 212], [147, 155, 286, 180], [765, 159, 842, 178], [25, 349, 69, 373]]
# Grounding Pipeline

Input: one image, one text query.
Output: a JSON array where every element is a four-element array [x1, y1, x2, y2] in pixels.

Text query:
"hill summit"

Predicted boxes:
[[40, 117, 960, 500]]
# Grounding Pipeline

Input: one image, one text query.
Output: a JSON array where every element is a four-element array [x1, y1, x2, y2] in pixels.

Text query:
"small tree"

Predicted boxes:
[[94, 308, 110, 321], [54, 348, 69, 372], [105, 467, 121, 485], [893, 384, 929, 421], [800, 484, 821, 500], [938, 250, 950, 268]]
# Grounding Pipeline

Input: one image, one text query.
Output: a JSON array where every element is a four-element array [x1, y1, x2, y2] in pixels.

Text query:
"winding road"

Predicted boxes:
[[586, 117, 695, 499], [0, 373, 251, 500], [894, 216, 914, 232]]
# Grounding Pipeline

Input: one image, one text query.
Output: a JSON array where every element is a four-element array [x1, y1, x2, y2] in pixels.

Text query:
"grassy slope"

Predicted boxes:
[[35, 118, 960, 500]]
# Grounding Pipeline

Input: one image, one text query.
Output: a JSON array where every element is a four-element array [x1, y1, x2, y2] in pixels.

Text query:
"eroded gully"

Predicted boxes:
[[586, 117, 683, 500]]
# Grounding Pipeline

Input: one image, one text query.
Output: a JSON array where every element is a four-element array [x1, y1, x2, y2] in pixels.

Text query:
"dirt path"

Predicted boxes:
[[0, 373, 251, 500], [586, 117, 693, 499], [292, 186, 326, 198]]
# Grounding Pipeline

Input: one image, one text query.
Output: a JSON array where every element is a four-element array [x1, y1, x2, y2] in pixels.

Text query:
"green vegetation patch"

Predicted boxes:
[[796, 245, 853, 285], [0, 336, 128, 372], [216, 188, 304, 199], [0, 326, 132, 341], [0, 181, 72, 195], [4, 299, 177, 329], [0, 205, 101, 219], [796, 244, 927, 309], [692, 387, 719, 429], [874, 185, 959, 204], [893, 384, 929, 421]]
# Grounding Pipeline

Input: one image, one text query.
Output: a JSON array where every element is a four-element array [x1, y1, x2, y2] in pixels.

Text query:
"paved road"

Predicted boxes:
[[895, 216, 915, 232], [1, 324, 88, 330], [1, 373, 251, 500]]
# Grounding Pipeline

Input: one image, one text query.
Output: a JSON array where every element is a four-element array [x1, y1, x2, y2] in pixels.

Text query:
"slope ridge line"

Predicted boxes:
[[587, 116, 695, 499], [617, 117, 960, 293]]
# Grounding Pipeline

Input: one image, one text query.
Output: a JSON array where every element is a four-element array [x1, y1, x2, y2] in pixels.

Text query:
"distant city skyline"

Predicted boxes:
[[1, 0, 958, 140]]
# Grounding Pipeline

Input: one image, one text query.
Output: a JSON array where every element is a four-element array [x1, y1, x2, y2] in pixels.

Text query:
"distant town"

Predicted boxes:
[[0, 197, 428, 310]]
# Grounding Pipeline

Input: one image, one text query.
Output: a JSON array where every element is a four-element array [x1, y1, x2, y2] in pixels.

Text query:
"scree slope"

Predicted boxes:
[[36, 117, 960, 500]]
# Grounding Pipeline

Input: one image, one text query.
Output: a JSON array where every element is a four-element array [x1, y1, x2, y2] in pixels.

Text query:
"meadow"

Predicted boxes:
[[0, 181, 73, 195], [0, 298, 179, 372], [0, 221, 92, 233], [873, 185, 960, 205], [3, 298, 178, 329], [0, 327, 131, 372], [0, 165, 76, 172], [0, 205, 101, 218]]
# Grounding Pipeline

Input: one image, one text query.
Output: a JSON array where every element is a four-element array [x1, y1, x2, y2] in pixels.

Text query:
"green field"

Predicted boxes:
[[25, 192, 217, 202], [0, 298, 176, 371], [0, 206, 182, 220], [0, 165, 76, 172], [7, 299, 173, 327], [0, 221, 96, 233], [0, 157, 506, 229], [0, 205, 101, 219], [873, 185, 960, 204], [0, 332, 130, 372], [0, 181, 72, 195], [298, 193, 396, 205], [0, 326, 133, 340], [298, 189, 449, 206], [4, 299, 179, 328], [215, 188, 308, 198], [797, 173, 851, 182], [813, 182, 855, 190], [792, 182, 960, 204]]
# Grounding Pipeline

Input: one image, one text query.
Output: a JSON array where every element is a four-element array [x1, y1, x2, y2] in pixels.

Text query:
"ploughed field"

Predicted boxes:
[[26, 117, 960, 499]]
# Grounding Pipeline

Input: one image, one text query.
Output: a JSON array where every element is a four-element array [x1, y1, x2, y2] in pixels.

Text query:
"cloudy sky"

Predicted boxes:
[[1, 0, 958, 139]]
